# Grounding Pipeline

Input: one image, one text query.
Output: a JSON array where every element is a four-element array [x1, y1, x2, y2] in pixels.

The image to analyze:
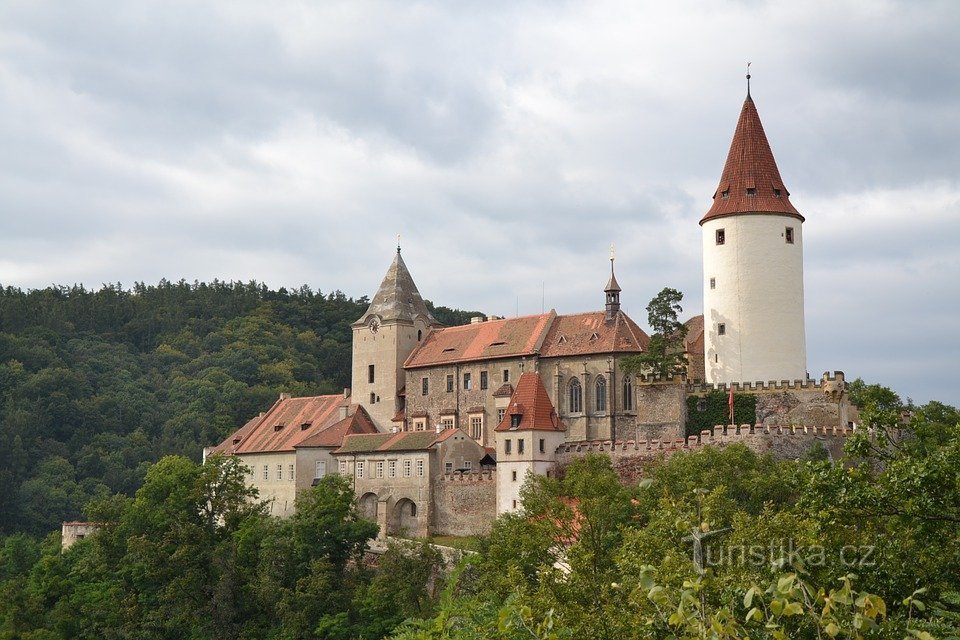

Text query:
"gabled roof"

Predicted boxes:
[[492, 383, 515, 397], [701, 95, 803, 224], [684, 314, 704, 355], [354, 249, 438, 326], [539, 310, 648, 358], [404, 312, 555, 368], [495, 372, 563, 432], [333, 428, 471, 454], [211, 394, 357, 455], [296, 405, 379, 449]]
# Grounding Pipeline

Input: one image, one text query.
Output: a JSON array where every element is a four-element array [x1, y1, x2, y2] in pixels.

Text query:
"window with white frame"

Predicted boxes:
[[315, 460, 326, 479], [463, 461, 472, 471], [497, 408, 506, 424], [263, 465, 268, 480], [414, 419, 426, 431], [356, 461, 364, 478], [388, 460, 396, 477], [445, 462, 453, 473], [338, 460, 347, 474], [375, 461, 384, 478], [288, 464, 294, 481], [403, 459, 412, 477], [440, 416, 455, 430], [470, 415, 483, 439], [277, 464, 283, 480], [416, 459, 424, 477]]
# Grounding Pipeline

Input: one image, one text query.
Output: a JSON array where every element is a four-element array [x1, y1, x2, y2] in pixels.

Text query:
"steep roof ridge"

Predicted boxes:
[[495, 371, 563, 432], [231, 395, 284, 452], [528, 309, 557, 353], [354, 250, 438, 326], [701, 94, 803, 224]]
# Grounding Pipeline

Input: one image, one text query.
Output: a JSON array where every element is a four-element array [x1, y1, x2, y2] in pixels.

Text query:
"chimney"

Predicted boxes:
[[338, 405, 349, 420], [391, 426, 399, 433], [343, 387, 351, 398], [279, 392, 291, 400], [435, 424, 443, 434]]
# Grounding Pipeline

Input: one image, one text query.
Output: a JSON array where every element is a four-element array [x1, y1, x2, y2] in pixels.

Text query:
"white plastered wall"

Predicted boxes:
[[702, 214, 807, 384]]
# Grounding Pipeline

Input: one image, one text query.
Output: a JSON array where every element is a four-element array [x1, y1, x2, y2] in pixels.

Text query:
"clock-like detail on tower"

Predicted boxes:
[[368, 317, 381, 334]]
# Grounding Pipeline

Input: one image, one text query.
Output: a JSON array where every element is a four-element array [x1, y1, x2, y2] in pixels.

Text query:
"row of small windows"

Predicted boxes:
[[424, 369, 502, 395], [257, 463, 296, 482], [715, 226, 795, 246], [353, 458, 425, 479], [567, 376, 634, 414], [719, 187, 782, 199], [503, 437, 547, 455]]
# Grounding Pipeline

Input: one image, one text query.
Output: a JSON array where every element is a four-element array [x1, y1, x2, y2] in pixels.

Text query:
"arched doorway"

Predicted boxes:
[[391, 498, 419, 535], [358, 492, 378, 522]]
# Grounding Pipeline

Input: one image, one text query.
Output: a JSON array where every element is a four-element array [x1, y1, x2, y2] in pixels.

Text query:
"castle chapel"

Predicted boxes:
[[208, 85, 852, 538]]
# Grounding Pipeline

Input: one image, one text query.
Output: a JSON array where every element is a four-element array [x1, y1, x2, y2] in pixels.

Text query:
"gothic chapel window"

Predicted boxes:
[[595, 376, 607, 412], [569, 378, 582, 413], [623, 377, 633, 411]]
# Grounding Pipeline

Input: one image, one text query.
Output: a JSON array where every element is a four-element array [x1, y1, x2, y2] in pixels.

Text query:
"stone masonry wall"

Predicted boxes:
[[555, 423, 853, 484], [432, 470, 497, 537]]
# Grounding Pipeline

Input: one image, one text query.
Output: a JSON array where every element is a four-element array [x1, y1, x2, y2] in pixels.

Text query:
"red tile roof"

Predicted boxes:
[[492, 383, 515, 397], [701, 96, 803, 225], [296, 405, 379, 448], [495, 372, 563, 432], [404, 312, 555, 368], [211, 394, 363, 454], [539, 311, 648, 358]]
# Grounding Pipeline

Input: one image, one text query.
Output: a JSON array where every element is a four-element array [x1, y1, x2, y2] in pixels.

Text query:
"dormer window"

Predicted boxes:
[[590, 332, 600, 341], [746, 187, 757, 196], [773, 188, 782, 198], [721, 188, 730, 199], [300, 422, 312, 431], [510, 414, 522, 429], [273, 424, 284, 432]]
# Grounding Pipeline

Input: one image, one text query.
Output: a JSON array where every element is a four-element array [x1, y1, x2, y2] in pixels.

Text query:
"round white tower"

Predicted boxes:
[[701, 82, 807, 385]]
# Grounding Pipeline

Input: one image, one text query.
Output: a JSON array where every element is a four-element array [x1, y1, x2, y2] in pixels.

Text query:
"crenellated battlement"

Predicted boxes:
[[437, 469, 495, 483], [555, 420, 854, 475], [685, 371, 846, 394]]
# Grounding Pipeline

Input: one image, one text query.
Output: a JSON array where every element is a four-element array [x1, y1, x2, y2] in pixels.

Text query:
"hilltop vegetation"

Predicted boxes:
[[0, 280, 478, 537]]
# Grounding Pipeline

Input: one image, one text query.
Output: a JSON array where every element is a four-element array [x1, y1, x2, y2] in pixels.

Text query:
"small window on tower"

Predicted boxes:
[[368, 364, 375, 383], [718, 323, 726, 336], [417, 329, 422, 341], [709, 277, 716, 290], [721, 188, 730, 199], [503, 369, 510, 383], [773, 188, 782, 198], [716, 229, 725, 245], [785, 227, 794, 244], [746, 187, 757, 196]]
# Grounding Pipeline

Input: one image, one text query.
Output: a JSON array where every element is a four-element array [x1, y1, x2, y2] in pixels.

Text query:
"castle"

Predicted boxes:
[[206, 84, 855, 539]]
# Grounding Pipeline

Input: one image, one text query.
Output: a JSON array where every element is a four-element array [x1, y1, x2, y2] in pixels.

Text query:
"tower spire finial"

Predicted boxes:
[[746, 62, 752, 99], [397, 233, 401, 254], [609, 242, 615, 272]]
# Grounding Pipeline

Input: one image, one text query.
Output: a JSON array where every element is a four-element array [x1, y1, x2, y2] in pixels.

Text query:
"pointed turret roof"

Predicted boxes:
[[701, 94, 803, 225], [355, 249, 438, 326], [495, 372, 563, 432]]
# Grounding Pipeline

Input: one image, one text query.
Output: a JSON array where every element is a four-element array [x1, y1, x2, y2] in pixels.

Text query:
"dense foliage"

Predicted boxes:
[[390, 392, 960, 640], [0, 456, 449, 640], [685, 390, 758, 436], [0, 281, 476, 537], [621, 287, 688, 379]]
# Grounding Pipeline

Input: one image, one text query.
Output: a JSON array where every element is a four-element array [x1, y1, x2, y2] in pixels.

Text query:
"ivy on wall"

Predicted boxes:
[[686, 391, 757, 436]]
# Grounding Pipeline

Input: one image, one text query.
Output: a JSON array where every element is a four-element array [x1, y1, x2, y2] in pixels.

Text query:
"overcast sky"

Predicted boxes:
[[1, 0, 958, 406]]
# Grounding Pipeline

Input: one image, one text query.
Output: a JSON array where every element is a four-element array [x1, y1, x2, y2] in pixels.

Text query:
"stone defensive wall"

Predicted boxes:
[[432, 470, 496, 537], [555, 422, 854, 484]]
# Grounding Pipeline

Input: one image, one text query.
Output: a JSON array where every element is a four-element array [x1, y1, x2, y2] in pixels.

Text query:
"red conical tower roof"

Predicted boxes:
[[701, 95, 803, 225]]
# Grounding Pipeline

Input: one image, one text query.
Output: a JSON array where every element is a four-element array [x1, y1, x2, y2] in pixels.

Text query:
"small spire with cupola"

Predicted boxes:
[[604, 243, 621, 321]]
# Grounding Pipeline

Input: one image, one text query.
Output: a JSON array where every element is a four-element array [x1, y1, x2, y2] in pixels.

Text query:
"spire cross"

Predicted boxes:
[[746, 62, 752, 98]]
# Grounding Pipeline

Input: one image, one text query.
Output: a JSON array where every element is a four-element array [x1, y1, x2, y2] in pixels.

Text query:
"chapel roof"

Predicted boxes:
[[354, 249, 438, 326], [404, 311, 555, 368], [495, 372, 563, 432], [539, 311, 649, 358], [701, 93, 803, 224]]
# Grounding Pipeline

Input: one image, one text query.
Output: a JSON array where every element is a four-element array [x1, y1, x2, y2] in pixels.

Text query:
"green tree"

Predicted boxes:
[[621, 287, 688, 378]]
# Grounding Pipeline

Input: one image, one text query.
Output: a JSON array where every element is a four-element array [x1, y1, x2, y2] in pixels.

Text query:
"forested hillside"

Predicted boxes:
[[0, 280, 478, 537]]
